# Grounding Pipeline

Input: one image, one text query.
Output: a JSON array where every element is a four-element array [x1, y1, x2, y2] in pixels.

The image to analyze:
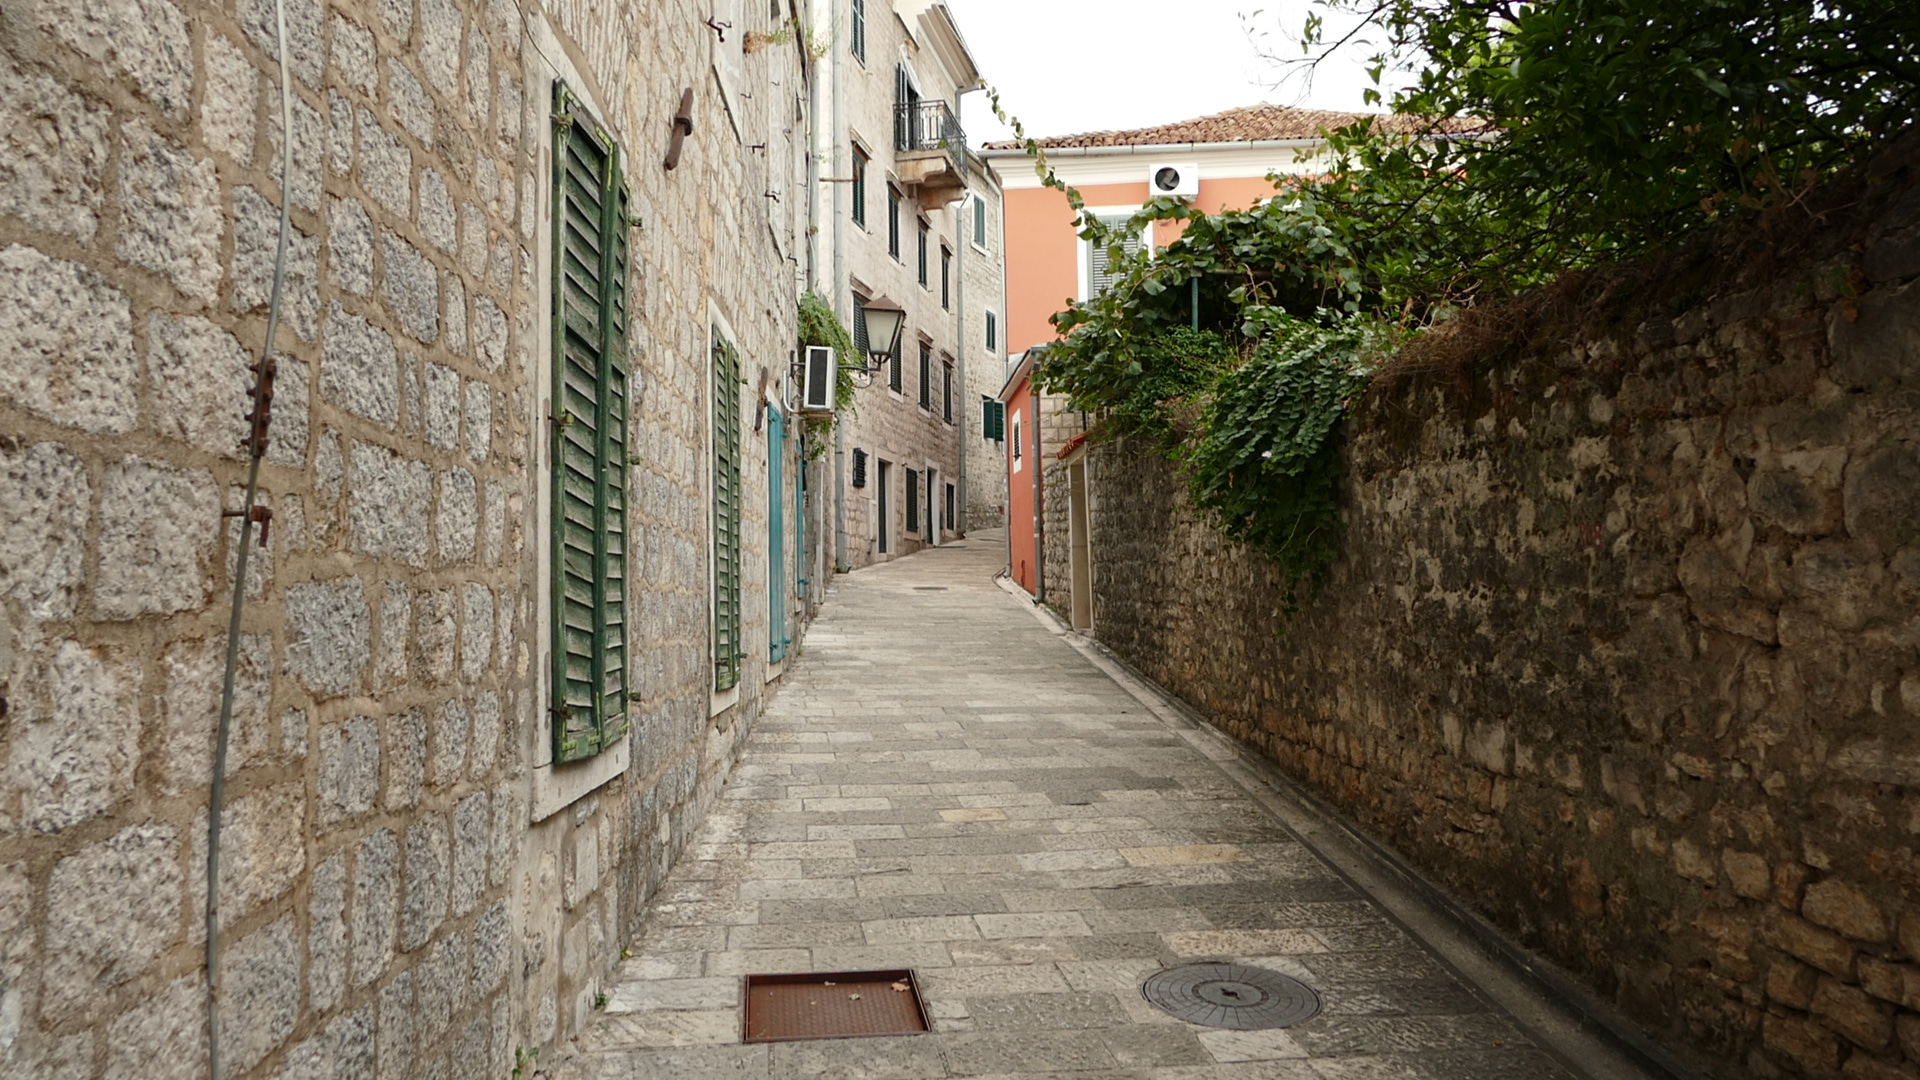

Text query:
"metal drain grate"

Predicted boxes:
[[1142, 963, 1322, 1029], [743, 970, 930, 1043]]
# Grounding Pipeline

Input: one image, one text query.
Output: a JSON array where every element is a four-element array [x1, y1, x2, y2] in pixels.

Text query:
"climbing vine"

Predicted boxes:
[[796, 291, 858, 458]]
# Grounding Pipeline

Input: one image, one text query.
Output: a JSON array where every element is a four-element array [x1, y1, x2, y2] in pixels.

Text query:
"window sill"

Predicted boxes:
[[710, 683, 741, 721], [530, 733, 631, 822]]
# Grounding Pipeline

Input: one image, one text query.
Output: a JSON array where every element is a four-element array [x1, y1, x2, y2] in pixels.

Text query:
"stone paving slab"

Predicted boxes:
[[556, 538, 1583, 1080]]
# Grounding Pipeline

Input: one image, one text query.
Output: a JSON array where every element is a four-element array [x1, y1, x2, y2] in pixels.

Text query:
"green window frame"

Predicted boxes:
[[711, 329, 744, 692], [851, 0, 866, 64], [549, 80, 631, 764]]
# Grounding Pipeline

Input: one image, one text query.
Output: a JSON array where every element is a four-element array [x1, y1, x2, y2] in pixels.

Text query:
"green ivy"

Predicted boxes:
[[796, 292, 858, 458]]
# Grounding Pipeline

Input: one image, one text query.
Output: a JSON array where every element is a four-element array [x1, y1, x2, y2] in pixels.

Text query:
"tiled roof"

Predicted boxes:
[[983, 104, 1483, 150]]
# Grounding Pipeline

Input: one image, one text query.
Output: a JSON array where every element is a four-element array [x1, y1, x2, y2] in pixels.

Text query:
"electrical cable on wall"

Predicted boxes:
[[206, 0, 292, 1073]]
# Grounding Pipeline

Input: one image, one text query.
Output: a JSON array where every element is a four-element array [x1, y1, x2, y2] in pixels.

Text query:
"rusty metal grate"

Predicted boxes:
[[743, 969, 930, 1043]]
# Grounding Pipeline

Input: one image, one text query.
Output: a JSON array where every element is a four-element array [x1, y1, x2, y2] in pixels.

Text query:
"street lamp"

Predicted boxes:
[[858, 295, 906, 372]]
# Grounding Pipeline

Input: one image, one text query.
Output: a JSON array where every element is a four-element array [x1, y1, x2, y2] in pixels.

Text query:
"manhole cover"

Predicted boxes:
[[743, 969, 930, 1042], [1142, 963, 1321, 1029]]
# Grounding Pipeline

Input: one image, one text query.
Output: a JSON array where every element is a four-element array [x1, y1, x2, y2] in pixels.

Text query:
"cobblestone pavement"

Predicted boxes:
[[559, 537, 1585, 1080]]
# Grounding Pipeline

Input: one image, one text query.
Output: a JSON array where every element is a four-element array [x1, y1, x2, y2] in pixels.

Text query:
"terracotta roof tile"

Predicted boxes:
[[983, 103, 1483, 151]]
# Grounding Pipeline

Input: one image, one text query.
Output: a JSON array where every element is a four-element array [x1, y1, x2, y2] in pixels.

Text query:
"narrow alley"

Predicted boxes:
[[558, 539, 1632, 1080]]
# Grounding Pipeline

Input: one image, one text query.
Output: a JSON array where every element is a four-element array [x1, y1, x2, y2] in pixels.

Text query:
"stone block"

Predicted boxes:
[[322, 304, 399, 425], [1769, 913, 1858, 979], [331, 14, 376, 93], [452, 792, 490, 916], [420, 168, 456, 252], [285, 579, 370, 698], [1770, 957, 1819, 1009], [348, 442, 431, 565], [415, 936, 463, 1044], [437, 468, 477, 561], [330, 196, 375, 296], [220, 915, 301, 1075], [37, 0, 192, 117], [414, 588, 457, 683], [1844, 447, 1920, 554], [1832, 279, 1919, 390], [236, 0, 323, 88], [430, 698, 469, 786], [147, 312, 252, 458], [357, 110, 410, 219], [460, 584, 493, 679], [280, 1006, 374, 1080], [191, 780, 304, 937], [381, 232, 439, 343], [465, 382, 493, 461], [402, 816, 450, 950], [374, 582, 410, 689], [473, 295, 507, 371], [1814, 976, 1893, 1050], [1764, 1011, 1843, 1076], [444, 274, 467, 354], [471, 899, 511, 995], [416, 0, 461, 98], [423, 361, 461, 449], [232, 187, 321, 340], [1724, 849, 1772, 899], [460, 203, 488, 277], [386, 708, 427, 810], [45, 822, 180, 1019], [0, 244, 135, 433], [1805, 880, 1890, 944], [469, 691, 501, 778], [376, 969, 413, 1080], [0, 639, 139, 833], [116, 120, 221, 298], [328, 91, 354, 176], [94, 457, 218, 619], [263, 92, 325, 212], [318, 715, 381, 826], [0, 51, 110, 240], [310, 851, 348, 1013], [352, 830, 398, 987], [1842, 1054, 1920, 1080], [104, 975, 207, 1080], [0, 441, 89, 619], [385, 60, 436, 147]]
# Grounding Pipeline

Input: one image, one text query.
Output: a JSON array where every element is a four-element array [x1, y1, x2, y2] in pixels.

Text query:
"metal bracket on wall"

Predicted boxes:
[[664, 87, 695, 170]]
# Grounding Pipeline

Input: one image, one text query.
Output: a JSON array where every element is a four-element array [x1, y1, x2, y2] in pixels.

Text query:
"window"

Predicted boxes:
[[941, 360, 953, 422], [851, 447, 868, 487], [852, 292, 869, 356], [887, 185, 901, 259], [876, 460, 891, 553], [980, 396, 1004, 441], [972, 196, 987, 248], [985, 310, 997, 352], [711, 328, 743, 692], [917, 219, 929, 286], [851, 146, 867, 228], [940, 247, 951, 309], [1011, 415, 1023, 463], [850, 0, 865, 63], [905, 467, 920, 533], [549, 81, 631, 765], [917, 343, 931, 409], [1087, 213, 1146, 300], [945, 483, 955, 530], [888, 336, 902, 392]]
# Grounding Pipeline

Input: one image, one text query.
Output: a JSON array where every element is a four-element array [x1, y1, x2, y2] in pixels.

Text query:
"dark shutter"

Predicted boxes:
[[550, 80, 630, 764], [905, 468, 919, 532], [851, 148, 866, 227], [889, 342, 902, 392], [942, 361, 953, 422], [985, 311, 997, 351], [852, 447, 867, 488], [711, 331, 743, 691], [887, 186, 900, 257], [981, 396, 1004, 441], [918, 344, 931, 408], [852, 296, 869, 356]]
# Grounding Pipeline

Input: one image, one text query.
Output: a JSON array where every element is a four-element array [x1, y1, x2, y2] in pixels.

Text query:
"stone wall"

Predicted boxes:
[[1073, 176, 1920, 1078], [0, 0, 811, 1076]]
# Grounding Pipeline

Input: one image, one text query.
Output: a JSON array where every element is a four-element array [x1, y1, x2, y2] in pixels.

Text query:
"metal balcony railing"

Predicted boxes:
[[894, 100, 969, 177]]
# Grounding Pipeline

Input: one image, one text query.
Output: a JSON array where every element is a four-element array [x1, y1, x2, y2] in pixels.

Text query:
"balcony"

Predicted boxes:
[[893, 100, 969, 202]]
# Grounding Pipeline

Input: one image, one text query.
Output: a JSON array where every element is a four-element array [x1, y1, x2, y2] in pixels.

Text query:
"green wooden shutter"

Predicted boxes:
[[712, 331, 743, 691], [550, 80, 629, 764]]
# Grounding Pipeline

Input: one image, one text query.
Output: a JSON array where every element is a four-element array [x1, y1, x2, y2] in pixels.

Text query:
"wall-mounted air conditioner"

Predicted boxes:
[[1148, 162, 1199, 198], [800, 346, 836, 412]]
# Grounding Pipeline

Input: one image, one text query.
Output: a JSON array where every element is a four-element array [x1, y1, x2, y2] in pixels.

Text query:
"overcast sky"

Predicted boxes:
[[944, 1, 1395, 145]]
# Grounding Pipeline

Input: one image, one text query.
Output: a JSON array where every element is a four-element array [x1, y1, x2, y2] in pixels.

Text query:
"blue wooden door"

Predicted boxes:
[[767, 405, 789, 661]]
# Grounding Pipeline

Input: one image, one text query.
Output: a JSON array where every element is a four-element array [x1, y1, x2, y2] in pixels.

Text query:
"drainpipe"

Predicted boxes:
[[953, 190, 967, 538], [1032, 376, 1044, 604], [829, 0, 848, 573]]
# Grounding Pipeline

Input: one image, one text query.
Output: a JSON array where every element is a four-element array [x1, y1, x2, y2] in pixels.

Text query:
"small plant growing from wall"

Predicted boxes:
[[796, 292, 859, 459]]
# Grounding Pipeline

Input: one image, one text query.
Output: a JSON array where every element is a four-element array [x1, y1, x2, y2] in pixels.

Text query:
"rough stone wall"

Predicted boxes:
[[958, 166, 1007, 533], [1079, 182, 1920, 1078], [0, 0, 809, 1076]]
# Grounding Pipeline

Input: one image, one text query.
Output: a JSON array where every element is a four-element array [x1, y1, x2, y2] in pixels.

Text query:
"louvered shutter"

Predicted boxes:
[[905, 468, 919, 533], [852, 297, 870, 356], [711, 332, 744, 691], [1088, 214, 1143, 299], [550, 80, 629, 764], [852, 448, 868, 488]]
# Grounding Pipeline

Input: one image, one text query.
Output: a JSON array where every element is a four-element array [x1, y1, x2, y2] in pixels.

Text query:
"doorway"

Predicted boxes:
[[876, 460, 891, 555]]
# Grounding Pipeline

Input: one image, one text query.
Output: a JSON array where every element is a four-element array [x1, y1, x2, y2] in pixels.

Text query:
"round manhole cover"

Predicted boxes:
[[1142, 963, 1321, 1029]]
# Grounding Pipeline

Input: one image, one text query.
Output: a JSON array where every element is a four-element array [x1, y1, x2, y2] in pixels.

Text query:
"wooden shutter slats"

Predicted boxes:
[[550, 80, 630, 763], [712, 333, 743, 691]]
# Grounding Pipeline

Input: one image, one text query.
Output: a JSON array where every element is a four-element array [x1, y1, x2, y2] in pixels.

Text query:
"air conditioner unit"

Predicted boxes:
[[1148, 162, 1199, 198], [800, 345, 836, 412]]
